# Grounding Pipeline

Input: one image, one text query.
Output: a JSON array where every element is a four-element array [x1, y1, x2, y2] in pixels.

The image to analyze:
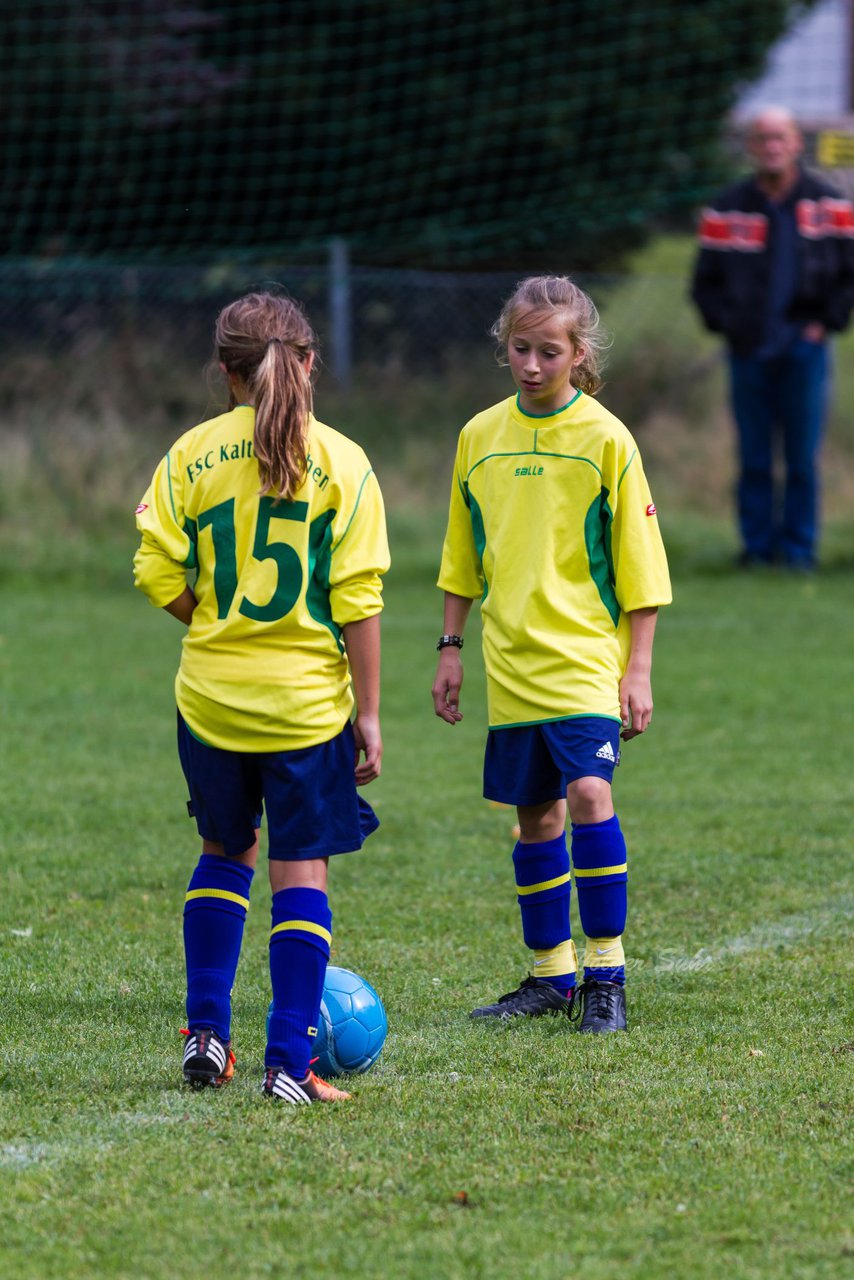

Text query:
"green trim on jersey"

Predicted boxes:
[[466, 449, 602, 483], [530, 449, 603, 472], [617, 449, 637, 491], [467, 487, 489, 601], [334, 468, 374, 548], [466, 451, 534, 481], [166, 451, 179, 525], [183, 718, 215, 747], [489, 712, 623, 730], [515, 389, 582, 419], [584, 487, 620, 627]]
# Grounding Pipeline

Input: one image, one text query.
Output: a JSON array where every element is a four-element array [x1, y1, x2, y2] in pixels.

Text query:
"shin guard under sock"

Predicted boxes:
[[183, 853, 254, 1041], [266, 886, 332, 1078], [572, 815, 628, 985], [513, 835, 576, 991], [583, 936, 627, 985]]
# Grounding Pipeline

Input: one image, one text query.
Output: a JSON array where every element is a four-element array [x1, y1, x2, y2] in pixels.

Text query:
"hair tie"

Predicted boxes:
[[267, 336, 283, 346]]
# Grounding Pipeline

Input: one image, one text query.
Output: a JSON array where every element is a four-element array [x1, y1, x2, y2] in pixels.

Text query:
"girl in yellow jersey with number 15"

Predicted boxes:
[[134, 292, 389, 1103], [432, 276, 671, 1033]]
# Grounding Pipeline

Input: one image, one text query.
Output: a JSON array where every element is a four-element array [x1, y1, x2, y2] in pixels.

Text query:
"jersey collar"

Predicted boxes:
[[513, 388, 582, 421]]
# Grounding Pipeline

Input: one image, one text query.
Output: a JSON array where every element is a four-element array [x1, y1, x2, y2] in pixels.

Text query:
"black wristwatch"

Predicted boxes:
[[437, 634, 464, 651]]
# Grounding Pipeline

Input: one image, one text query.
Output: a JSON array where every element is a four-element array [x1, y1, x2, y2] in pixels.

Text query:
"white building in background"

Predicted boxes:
[[736, 0, 852, 122]]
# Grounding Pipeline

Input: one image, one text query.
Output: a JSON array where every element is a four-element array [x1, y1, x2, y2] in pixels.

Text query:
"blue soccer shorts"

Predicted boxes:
[[483, 716, 621, 807], [177, 713, 379, 860]]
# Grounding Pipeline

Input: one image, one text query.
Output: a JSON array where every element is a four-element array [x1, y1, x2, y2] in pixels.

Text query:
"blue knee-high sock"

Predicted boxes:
[[571, 815, 628, 985], [512, 835, 576, 992], [266, 886, 332, 1078], [183, 853, 254, 1041]]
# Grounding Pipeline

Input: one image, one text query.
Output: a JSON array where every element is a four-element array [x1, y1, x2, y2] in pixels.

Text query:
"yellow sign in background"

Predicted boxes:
[[816, 131, 854, 167]]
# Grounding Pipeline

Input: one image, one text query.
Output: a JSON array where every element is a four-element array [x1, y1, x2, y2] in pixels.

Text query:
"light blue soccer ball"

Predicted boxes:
[[266, 965, 387, 1077]]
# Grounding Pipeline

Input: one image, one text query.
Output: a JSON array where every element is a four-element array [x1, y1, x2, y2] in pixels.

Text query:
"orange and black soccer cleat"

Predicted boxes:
[[262, 1067, 351, 1104], [180, 1028, 236, 1088]]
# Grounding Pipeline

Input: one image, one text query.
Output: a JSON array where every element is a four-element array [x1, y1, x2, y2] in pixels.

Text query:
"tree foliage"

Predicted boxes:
[[2, 1, 818, 268]]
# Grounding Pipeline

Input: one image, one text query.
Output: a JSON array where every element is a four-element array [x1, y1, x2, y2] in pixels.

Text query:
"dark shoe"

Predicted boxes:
[[470, 976, 576, 1020], [577, 980, 627, 1033], [181, 1027, 235, 1088], [736, 551, 773, 571], [262, 1067, 351, 1104]]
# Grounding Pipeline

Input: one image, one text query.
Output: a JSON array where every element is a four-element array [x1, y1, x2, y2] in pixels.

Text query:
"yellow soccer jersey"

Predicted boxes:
[[134, 406, 389, 751], [438, 392, 671, 728]]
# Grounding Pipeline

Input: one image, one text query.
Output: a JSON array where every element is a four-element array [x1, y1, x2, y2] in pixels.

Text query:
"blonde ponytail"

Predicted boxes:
[[214, 292, 317, 499]]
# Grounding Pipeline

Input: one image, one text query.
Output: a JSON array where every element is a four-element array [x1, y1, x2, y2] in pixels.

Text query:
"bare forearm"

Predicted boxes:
[[626, 606, 658, 674], [443, 592, 474, 636], [619, 607, 658, 740], [342, 614, 381, 716], [342, 614, 382, 783], [164, 587, 197, 626]]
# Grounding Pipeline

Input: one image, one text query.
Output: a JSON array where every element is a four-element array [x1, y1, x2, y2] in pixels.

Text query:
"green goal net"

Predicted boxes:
[[2, 1, 825, 270], [5, 0, 851, 387]]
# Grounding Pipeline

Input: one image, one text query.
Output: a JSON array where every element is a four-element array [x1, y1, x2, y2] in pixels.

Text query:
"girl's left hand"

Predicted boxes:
[[353, 713, 382, 784], [619, 670, 653, 741]]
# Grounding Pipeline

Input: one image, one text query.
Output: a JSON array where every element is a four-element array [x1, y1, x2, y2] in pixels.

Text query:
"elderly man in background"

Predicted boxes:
[[691, 106, 854, 570]]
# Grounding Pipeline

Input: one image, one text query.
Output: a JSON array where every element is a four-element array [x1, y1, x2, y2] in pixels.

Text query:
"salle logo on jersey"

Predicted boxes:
[[595, 741, 616, 762], [646, 502, 657, 516]]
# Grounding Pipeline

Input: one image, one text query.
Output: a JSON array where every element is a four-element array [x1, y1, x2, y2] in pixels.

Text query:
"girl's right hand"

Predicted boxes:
[[432, 651, 464, 724], [353, 713, 382, 784]]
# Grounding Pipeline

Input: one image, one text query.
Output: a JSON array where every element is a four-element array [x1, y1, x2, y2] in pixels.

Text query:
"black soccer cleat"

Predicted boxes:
[[181, 1027, 235, 1088], [577, 980, 627, 1033], [469, 975, 576, 1020]]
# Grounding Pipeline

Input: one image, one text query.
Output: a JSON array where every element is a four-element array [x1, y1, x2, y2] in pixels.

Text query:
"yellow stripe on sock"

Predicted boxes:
[[516, 870, 571, 896], [532, 938, 578, 978], [583, 936, 625, 968], [572, 863, 627, 878], [270, 919, 333, 945], [184, 888, 250, 910]]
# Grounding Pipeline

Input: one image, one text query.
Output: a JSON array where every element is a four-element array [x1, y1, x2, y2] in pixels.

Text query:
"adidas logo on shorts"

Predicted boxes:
[[595, 741, 616, 762]]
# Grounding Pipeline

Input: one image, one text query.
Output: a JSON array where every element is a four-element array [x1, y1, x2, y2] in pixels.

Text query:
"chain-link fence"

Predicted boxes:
[[0, 257, 527, 375]]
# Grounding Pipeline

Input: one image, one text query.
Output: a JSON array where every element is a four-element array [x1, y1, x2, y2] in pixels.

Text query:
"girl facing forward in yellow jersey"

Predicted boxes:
[[432, 276, 671, 1032], [135, 292, 389, 1102]]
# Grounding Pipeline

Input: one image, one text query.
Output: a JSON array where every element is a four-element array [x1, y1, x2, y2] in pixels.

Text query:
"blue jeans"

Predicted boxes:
[[728, 339, 829, 566]]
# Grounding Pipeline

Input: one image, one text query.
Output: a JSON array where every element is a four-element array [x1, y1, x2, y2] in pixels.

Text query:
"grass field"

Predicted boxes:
[[1, 510, 852, 1280]]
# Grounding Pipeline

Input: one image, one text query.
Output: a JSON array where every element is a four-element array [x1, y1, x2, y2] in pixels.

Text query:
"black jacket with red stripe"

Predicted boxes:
[[690, 167, 854, 354]]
